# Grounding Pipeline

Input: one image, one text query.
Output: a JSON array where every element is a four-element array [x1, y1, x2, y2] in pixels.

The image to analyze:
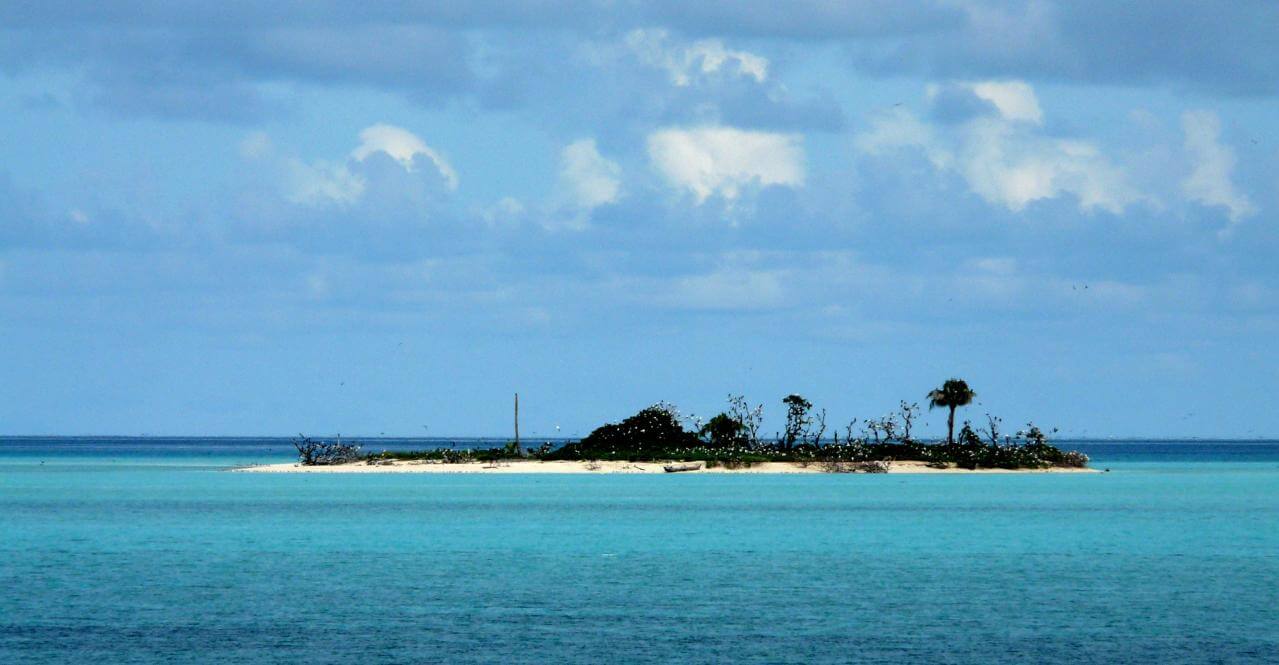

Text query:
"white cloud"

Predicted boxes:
[[959, 119, 1136, 213], [351, 124, 458, 190], [625, 29, 768, 87], [854, 109, 951, 169], [967, 80, 1043, 124], [543, 139, 622, 231], [246, 125, 460, 208], [284, 159, 365, 206], [1180, 110, 1256, 226], [559, 139, 621, 210], [858, 81, 1138, 214], [647, 126, 804, 204]]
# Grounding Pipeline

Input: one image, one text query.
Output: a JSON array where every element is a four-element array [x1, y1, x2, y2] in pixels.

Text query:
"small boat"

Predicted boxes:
[[663, 462, 703, 473]]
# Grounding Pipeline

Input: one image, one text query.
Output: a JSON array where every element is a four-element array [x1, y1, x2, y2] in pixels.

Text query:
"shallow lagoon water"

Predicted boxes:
[[2, 439, 1277, 663]]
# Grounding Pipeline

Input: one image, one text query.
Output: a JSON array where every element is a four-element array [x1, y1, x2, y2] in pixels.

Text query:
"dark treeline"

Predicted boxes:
[[544, 379, 1087, 470], [301, 378, 1089, 471]]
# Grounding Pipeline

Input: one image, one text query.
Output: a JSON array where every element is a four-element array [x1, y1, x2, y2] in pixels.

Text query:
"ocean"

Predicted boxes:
[[1, 438, 1276, 663]]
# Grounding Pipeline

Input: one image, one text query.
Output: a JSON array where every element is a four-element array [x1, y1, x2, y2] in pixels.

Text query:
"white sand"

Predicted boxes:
[[233, 459, 1098, 474]]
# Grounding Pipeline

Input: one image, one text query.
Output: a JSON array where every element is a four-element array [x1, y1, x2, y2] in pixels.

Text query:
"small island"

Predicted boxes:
[[238, 379, 1096, 474]]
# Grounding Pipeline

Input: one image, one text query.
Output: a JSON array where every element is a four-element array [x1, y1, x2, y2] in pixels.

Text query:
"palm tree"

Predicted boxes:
[[927, 379, 976, 445]]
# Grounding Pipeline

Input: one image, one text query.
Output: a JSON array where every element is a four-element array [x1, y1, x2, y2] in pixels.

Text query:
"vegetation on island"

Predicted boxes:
[[294, 378, 1089, 471], [293, 435, 362, 465], [927, 378, 976, 445]]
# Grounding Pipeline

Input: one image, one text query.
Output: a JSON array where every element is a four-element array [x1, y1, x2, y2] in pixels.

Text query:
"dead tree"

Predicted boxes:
[[899, 401, 920, 441], [981, 414, 1002, 446], [293, 434, 362, 466]]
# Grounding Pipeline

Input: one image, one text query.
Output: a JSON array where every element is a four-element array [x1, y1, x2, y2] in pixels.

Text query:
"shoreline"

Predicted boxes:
[[233, 460, 1100, 474]]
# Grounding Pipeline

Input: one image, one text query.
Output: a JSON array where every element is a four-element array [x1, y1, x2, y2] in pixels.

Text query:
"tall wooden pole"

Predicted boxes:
[[514, 392, 520, 448]]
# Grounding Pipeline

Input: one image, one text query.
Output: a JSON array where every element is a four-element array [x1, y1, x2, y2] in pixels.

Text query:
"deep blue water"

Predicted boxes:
[[2, 438, 1277, 664]]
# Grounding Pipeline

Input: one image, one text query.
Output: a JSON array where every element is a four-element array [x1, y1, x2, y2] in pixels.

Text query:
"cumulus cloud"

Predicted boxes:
[[858, 80, 1138, 214], [242, 124, 458, 208], [965, 80, 1042, 124], [559, 139, 622, 210], [647, 126, 804, 204], [351, 124, 458, 190], [625, 28, 768, 87], [544, 138, 622, 230], [284, 160, 365, 206], [959, 119, 1136, 213], [577, 28, 841, 133], [1180, 111, 1255, 226], [855, 111, 950, 167]]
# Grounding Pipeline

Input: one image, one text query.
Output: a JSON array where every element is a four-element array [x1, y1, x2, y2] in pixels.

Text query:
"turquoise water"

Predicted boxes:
[[2, 439, 1277, 663]]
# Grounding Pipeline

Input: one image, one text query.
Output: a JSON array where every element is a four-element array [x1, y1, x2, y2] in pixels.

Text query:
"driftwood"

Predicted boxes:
[[663, 462, 704, 473], [821, 459, 892, 473], [857, 459, 892, 473]]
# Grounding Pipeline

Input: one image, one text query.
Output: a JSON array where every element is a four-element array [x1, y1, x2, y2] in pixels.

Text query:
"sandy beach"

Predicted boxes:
[[234, 459, 1099, 474]]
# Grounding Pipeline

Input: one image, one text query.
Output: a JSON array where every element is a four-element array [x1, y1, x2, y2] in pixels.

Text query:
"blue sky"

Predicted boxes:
[[2, 1, 1277, 438]]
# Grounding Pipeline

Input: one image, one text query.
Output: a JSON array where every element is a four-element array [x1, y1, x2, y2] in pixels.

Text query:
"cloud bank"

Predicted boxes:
[[648, 126, 804, 204]]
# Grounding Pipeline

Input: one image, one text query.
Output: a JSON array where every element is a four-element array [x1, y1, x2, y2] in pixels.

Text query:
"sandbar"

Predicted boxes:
[[233, 460, 1099, 474]]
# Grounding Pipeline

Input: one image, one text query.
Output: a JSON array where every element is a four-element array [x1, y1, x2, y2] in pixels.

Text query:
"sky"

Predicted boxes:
[[2, 1, 1278, 439]]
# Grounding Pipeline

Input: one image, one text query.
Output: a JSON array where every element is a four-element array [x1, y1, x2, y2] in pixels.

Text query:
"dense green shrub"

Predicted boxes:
[[358, 387, 1088, 472], [544, 404, 700, 461], [698, 413, 749, 449], [537, 406, 1083, 470]]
